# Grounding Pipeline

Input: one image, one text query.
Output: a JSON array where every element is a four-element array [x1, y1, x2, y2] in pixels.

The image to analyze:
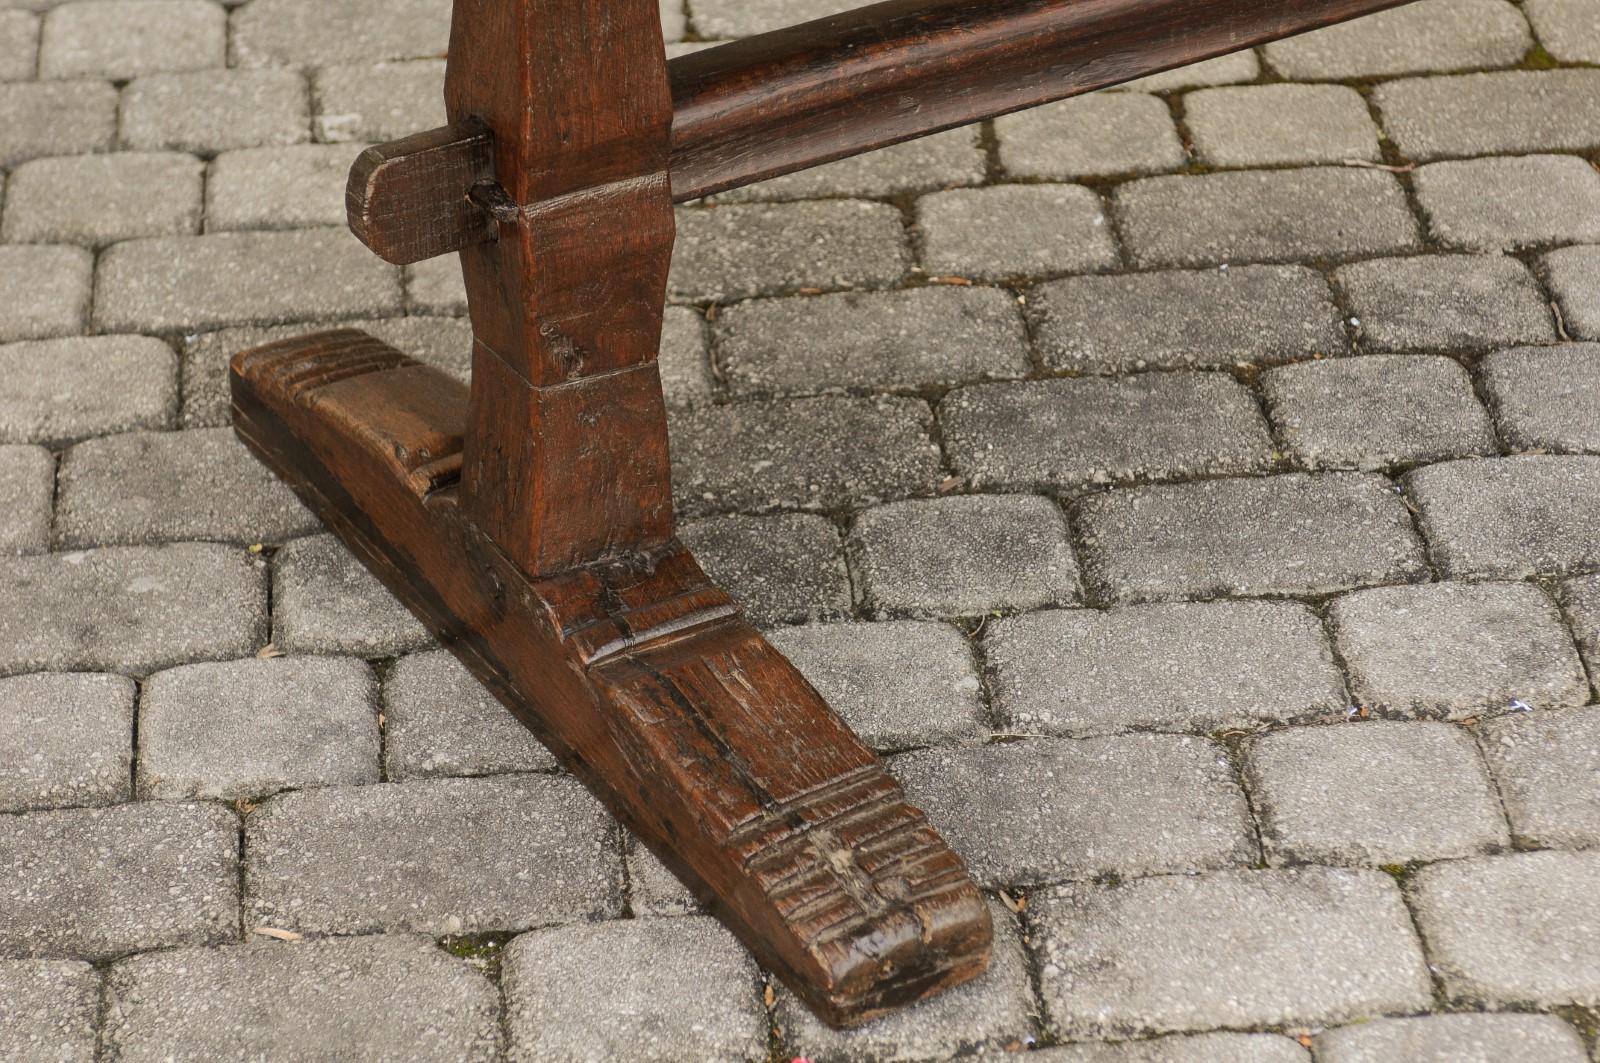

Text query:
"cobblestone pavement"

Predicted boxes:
[[2, 0, 1599, 1059]]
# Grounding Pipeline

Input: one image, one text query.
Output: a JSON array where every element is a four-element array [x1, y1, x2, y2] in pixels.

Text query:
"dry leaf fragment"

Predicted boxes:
[[256, 644, 286, 659], [998, 890, 1026, 913], [763, 984, 776, 1008], [253, 927, 303, 941], [931, 275, 974, 286]]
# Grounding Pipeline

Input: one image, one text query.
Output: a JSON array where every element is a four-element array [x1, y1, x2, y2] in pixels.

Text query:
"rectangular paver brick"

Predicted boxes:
[[0, 10, 39, 80], [0, 244, 91, 341], [1261, 355, 1497, 471], [1246, 721, 1507, 866], [1376, 70, 1600, 161], [383, 649, 556, 780], [244, 774, 622, 936], [1316, 1014, 1588, 1063], [39, 0, 224, 79], [1330, 581, 1589, 717], [1528, 0, 1600, 62], [0, 79, 116, 167], [1338, 254, 1554, 353], [669, 396, 941, 517], [714, 126, 984, 202], [1261, 0, 1531, 78], [765, 620, 984, 751], [1116, 168, 1420, 268], [140, 656, 379, 800], [1562, 574, 1600, 698], [120, 69, 309, 154], [916, 184, 1119, 280], [689, 0, 852, 37], [1030, 265, 1346, 372], [714, 286, 1028, 397], [985, 600, 1347, 737], [272, 533, 434, 657], [0, 444, 52, 554], [0, 335, 177, 446], [1409, 851, 1600, 1007], [1034, 1033, 1308, 1063], [0, 543, 267, 676], [1, 151, 202, 246], [1414, 155, 1600, 251], [1029, 867, 1432, 1038], [0, 672, 133, 813], [1545, 245, 1600, 341], [55, 427, 318, 548], [1403, 455, 1600, 578], [231, 0, 451, 68], [1482, 343, 1600, 453], [893, 735, 1255, 887], [679, 512, 851, 627], [103, 935, 501, 1063], [1115, 50, 1260, 92], [1185, 84, 1380, 168], [1480, 705, 1600, 849], [311, 58, 446, 143], [0, 800, 238, 960], [994, 93, 1184, 179], [206, 143, 367, 230], [939, 374, 1275, 492], [1073, 472, 1428, 602], [94, 228, 401, 333], [0, 959, 98, 1063]]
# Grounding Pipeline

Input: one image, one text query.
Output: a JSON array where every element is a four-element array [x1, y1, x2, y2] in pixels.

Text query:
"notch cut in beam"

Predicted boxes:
[[350, 0, 1419, 264]]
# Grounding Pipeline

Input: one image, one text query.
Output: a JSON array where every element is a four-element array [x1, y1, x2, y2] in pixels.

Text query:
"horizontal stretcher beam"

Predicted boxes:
[[349, 0, 1417, 263]]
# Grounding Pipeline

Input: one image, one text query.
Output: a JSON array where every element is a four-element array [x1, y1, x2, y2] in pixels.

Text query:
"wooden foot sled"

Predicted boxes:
[[232, 0, 1419, 1026]]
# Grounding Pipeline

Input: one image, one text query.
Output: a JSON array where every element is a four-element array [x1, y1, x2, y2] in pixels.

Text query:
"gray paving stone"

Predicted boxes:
[[659, 0, 684, 42], [272, 533, 434, 657], [668, 396, 941, 517], [712, 126, 985, 202], [1030, 265, 1346, 372], [1261, 355, 1498, 471], [1315, 1013, 1588, 1063], [0, 542, 267, 676], [95, 228, 402, 333], [206, 143, 367, 231], [689, 0, 853, 38], [766, 620, 984, 751], [916, 184, 1119, 280], [1482, 344, 1600, 453], [658, 305, 713, 407], [180, 316, 471, 428], [0, 244, 91, 341], [849, 494, 1080, 616], [1415, 155, 1600, 252], [1330, 581, 1588, 717], [1, 151, 202, 246], [773, 899, 1036, 1062], [383, 649, 557, 779], [404, 254, 466, 315], [986, 600, 1347, 737], [1247, 721, 1507, 866], [140, 656, 379, 800], [40, 0, 224, 79], [1563, 574, 1600, 698], [1546, 244, 1600, 341], [679, 512, 850, 627], [894, 735, 1254, 887], [103, 935, 501, 1063], [0, 335, 177, 446], [1116, 168, 1420, 268], [939, 374, 1275, 492], [714, 286, 1028, 398], [1526, 0, 1600, 62], [1376, 71, 1600, 162], [55, 428, 318, 548], [311, 58, 445, 144], [1030, 867, 1432, 1038], [0, 959, 99, 1063], [1338, 254, 1554, 353], [0, 800, 238, 960], [232, 0, 450, 68], [624, 841, 699, 917], [1403, 456, 1600, 578], [994, 93, 1185, 179], [0, 79, 116, 167], [503, 915, 764, 1063], [0, 444, 52, 555], [244, 774, 622, 936], [120, 69, 308, 154], [1074, 473, 1428, 603], [1113, 50, 1261, 93], [1186, 84, 1380, 168], [0, 10, 39, 80], [1480, 706, 1600, 849], [1032, 1032, 1308, 1063], [1409, 851, 1600, 1007], [1262, 0, 1532, 79], [669, 200, 909, 302], [0, 672, 133, 813]]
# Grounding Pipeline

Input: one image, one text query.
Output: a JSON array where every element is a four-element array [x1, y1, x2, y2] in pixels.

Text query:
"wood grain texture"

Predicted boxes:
[[346, 119, 496, 266], [230, 332, 992, 1027]]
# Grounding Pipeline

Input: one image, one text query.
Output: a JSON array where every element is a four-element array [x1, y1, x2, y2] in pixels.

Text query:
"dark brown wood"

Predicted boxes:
[[345, 119, 496, 266], [230, 332, 992, 1027], [347, 0, 1420, 263]]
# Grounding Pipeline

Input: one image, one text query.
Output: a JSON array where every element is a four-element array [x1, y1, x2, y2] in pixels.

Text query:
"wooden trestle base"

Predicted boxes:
[[230, 330, 993, 1027], [230, 0, 1425, 1026]]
